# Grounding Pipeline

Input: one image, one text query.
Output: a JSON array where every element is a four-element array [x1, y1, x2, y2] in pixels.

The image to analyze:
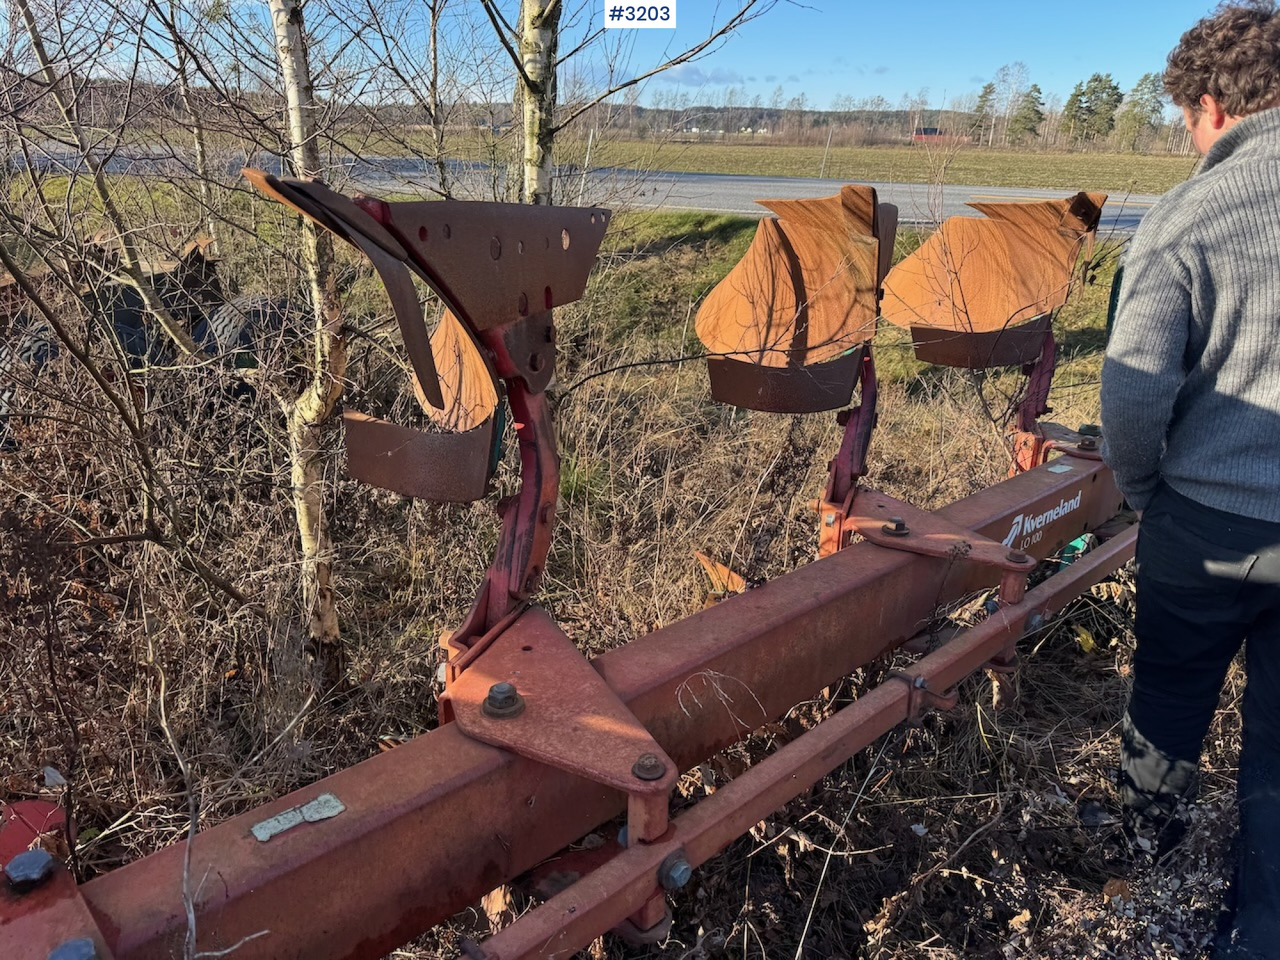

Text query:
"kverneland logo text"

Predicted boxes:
[[1001, 492, 1083, 547]]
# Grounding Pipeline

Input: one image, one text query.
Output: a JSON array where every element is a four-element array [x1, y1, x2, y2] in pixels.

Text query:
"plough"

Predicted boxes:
[[0, 176, 1133, 960]]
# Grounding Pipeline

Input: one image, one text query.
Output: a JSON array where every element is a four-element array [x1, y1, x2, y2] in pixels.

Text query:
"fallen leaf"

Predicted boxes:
[[1102, 877, 1131, 902], [1073, 624, 1097, 654], [1010, 908, 1032, 931]]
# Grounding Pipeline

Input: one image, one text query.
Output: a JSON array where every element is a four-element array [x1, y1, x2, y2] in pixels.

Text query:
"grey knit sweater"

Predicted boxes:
[[1101, 106, 1280, 520]]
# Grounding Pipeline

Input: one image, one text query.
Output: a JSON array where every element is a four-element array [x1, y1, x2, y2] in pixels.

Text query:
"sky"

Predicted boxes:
[[603, 0, 1225, 111]]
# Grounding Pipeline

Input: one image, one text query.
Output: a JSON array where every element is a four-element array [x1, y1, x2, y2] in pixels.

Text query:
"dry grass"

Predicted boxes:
[[0, 208, 1239, 960]]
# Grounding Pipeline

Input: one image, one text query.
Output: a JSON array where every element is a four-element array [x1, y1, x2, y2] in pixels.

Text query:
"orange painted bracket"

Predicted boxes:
[[445, 607, 678, 800]]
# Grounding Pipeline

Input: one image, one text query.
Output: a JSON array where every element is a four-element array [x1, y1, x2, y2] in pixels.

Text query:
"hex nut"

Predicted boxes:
[[631, 753, 667, 782], [659, 852, 693, 891], [48, 938, 99, 960], [882, 517, 910, 537], [482, 682, 525, 719], [5, 848, 55, 892]]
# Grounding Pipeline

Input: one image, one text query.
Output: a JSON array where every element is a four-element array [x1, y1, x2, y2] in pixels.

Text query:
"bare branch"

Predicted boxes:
[[479, 0, 534, 90], [551, 0, 779, 134]]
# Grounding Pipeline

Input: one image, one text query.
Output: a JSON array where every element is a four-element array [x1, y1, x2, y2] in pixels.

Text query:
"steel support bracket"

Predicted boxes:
[[0, 863, 115, 960], [444, 607, 677, 803], [847, 488, 1037, 581], [887, 671, 959, 724], [443, 605, 677, 867]]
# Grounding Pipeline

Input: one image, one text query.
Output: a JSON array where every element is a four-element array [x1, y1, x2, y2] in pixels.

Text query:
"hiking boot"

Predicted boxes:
[[1118, 712, 1198, 856]]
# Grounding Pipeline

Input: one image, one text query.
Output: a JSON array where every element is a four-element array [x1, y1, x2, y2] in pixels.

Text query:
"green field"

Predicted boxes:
[[583, 140, 1197, 196], [329, 127, 1198, 197]]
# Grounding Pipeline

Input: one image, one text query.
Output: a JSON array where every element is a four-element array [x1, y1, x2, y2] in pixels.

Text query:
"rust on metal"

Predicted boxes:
[[909, 314, 1053, 368], [881, 193, 1105, 364], [469, 528, 1137, 960], [425, 309, 499, 432], [847, 489, 1037, 575], [0, 863, 116, 960], [703, 351, 860, 413], [693, 550, 749, 604], [446, 607, 677, 798], [696, 186, 892, 412], [357, 196, 609, 332], [73, 459, 1126, 960], [343, 412, 495, 503]]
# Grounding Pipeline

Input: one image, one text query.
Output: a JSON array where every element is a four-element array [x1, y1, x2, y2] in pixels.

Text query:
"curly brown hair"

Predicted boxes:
[[1165, 0, 1280, 114]]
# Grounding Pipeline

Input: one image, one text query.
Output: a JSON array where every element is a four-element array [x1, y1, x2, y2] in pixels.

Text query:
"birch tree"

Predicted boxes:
[[266, 0, 348, 687], [481, 0, 780, 205]]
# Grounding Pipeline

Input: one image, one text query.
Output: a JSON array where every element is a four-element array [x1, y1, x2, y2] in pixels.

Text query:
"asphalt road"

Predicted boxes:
[[337, 159, 1157, 235], [572, 167, 1157, 235], [14, 148, 1159, 234]]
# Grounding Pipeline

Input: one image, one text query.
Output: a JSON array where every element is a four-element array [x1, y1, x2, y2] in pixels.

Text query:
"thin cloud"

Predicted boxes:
[[660, 64, 745, 86]]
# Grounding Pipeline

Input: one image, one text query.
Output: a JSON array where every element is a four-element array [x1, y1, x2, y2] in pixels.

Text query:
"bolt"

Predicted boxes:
[[1006, 549, 1030, 564], [823, 514, 835, 527], [483, 682, 525, 719], [48, 939, 98, 960], [659, 852, 693, 891], [5, 848, 55, 893], [1078, 423, 1101, 437], [882, 517, 909, 537], [1079, 436, 1099, 452], [632, 753, 667, 782]]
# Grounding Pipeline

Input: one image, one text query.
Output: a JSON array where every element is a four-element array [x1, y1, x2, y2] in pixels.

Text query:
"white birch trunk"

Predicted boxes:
[[268, 0, 348, 686], [518, 0, 561, 205]]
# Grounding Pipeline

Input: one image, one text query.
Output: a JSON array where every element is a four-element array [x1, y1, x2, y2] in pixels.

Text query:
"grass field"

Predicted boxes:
[[332, 127, 1198, 197], [582, 140, 1198, 196]]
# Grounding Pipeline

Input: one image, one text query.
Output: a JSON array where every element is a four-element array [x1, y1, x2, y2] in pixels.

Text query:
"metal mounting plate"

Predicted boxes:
[[705, 350, 859, 412], [446, 607, 677, 797], [848, 489, 1036, 573], [363, 199, 611, 331], [909, 314, 1051, 368], [343, 412, 495, 503]]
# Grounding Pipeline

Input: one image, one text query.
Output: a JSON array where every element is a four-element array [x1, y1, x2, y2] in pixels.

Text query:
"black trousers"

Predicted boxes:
[[1129, 483, 1280, 959]]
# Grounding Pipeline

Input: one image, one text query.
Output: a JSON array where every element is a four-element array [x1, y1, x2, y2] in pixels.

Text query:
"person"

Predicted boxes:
[[1101, 2, 1280, 956]]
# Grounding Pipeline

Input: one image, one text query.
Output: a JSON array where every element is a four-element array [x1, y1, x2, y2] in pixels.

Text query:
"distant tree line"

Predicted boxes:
[[624, 65, 1191, 155]]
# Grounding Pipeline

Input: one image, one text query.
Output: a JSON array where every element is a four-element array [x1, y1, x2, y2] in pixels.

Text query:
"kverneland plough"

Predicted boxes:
[[1, 177, 1133, 960]]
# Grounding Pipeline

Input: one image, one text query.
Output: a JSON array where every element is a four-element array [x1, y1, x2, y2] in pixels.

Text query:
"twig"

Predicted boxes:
[[792, 733, 898, 959]]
